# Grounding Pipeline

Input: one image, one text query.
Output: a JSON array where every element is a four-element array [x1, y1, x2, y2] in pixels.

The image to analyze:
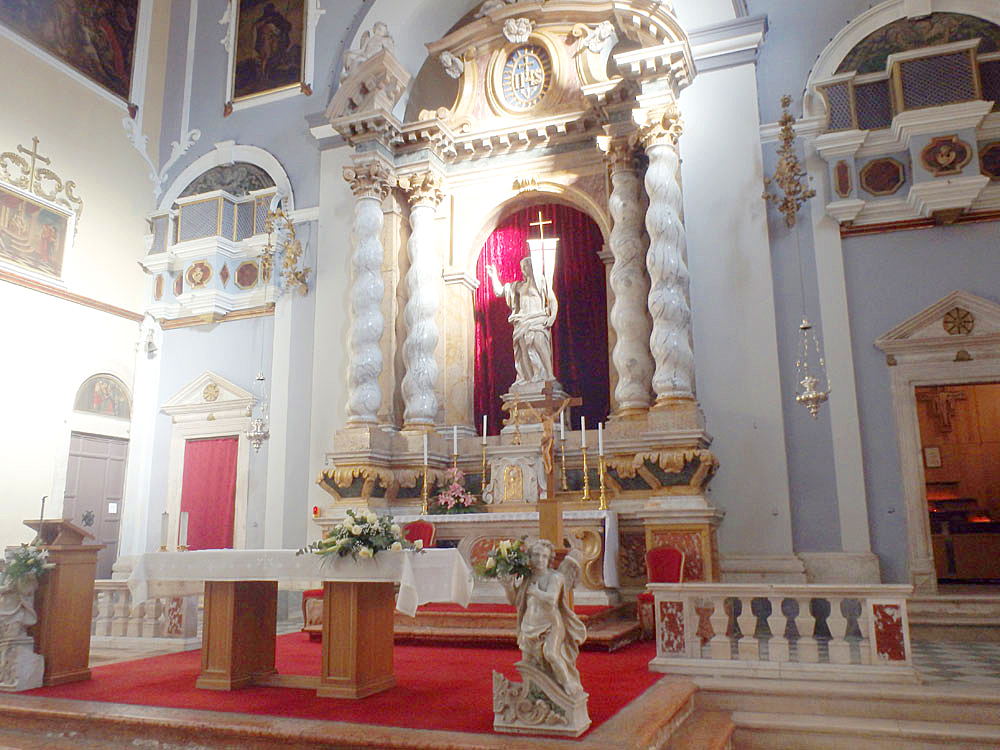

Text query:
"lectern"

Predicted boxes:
[[24, 519, 103, 685]]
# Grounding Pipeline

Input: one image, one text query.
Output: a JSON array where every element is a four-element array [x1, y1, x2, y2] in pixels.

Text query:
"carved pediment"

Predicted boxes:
[[874, 290, 1000, 362], [161, 371, 253, 421], [327, 48, 412, 125]]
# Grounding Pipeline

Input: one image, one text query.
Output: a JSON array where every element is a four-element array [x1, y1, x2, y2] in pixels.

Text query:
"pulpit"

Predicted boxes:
[[24, 519, 103, 685]]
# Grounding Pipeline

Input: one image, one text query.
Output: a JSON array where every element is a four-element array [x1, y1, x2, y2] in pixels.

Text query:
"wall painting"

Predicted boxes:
[[233, 0, 305, 101], [0, 184, 69, 277], [74, 375, 131, 418]]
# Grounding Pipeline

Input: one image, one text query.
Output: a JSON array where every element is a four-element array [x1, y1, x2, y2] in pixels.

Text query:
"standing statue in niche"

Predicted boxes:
[[502, 538, 586, 695], [486, 257, 557, 386]]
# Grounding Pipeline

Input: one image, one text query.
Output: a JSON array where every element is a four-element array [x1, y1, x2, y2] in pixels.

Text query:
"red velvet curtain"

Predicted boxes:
[[180, 437, 238, 550], [474, 204, 609, 436]]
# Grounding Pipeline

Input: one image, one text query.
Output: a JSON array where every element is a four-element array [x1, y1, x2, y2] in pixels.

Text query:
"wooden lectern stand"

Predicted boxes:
[[24, 519, 103, 686]]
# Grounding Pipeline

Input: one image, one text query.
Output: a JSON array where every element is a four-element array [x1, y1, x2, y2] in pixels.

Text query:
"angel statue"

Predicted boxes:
[[502, 538, 587, 695]]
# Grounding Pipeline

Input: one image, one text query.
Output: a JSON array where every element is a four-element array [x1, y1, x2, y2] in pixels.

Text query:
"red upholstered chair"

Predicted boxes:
[[637, 547, 685, 639], [302, 588, 324, 640], [403, 519, 436, 549]]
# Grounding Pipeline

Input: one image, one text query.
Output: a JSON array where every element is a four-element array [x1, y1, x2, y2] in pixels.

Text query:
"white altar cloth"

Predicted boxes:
[[127, 549, 474, 617]]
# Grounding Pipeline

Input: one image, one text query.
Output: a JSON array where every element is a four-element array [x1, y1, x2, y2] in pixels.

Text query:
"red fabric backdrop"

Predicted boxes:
[[474, 204, 609, 436], [180, 436, 238, 550]]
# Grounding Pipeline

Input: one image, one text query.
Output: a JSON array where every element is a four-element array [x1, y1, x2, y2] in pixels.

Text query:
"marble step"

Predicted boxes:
[[908, 594, 1000, 641], [730, 711, 1000, 749], [667, 709, 734, 750]]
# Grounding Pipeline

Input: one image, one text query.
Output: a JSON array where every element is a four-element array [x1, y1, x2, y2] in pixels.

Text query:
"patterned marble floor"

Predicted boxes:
[[911, 639, 1000, 686]]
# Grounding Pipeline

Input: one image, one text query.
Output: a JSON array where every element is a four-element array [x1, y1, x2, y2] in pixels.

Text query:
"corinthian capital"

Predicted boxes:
[[637, 102, 684, 149], [343, 161, 394, 200], [398, 171, 445, 208], [597, 136, 637, 175]]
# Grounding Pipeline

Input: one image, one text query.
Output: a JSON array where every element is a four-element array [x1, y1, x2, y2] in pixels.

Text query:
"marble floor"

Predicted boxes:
[[911, 639, 1000, 687]]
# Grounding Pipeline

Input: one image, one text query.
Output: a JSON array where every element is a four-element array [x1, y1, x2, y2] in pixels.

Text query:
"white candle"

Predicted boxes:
[[423, 433, 428, 466], [560, 411, 565, 441], [453, 425, 458, 456], [598, 422, 604, 457], [179, 511, 189, 548], [482, 414, 487, 445], [580, 416, 586, 448], [160, 512, 169, 548]]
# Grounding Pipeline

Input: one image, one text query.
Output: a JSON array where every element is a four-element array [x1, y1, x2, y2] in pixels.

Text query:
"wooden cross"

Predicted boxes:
[[535, 381, 581, 550], [18, 137, 50, 194], [917, 387, 966, 433], [529, 211, 552, 241]]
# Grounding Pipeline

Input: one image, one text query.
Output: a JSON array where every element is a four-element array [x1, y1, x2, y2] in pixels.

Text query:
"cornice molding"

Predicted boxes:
[[687, 14, 767, 73]]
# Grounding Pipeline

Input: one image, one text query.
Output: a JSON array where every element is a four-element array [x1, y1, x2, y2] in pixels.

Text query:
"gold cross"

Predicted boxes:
[[17, 137, 50, 194], [529, 211, 552, 241]]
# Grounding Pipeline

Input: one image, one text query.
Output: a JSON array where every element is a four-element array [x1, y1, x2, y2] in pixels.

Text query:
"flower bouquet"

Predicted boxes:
[[475, 538, 532, 579], [1, 544, 54, 587], [429, 467, 482, 514], [298, 508, 420, 562]]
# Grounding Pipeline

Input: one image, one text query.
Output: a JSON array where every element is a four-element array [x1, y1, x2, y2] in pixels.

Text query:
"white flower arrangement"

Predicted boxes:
[[298, 508, 421, 562]]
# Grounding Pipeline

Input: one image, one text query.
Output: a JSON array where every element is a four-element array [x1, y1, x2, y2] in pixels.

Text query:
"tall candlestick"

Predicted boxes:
[[39, 495, 46, 524], [453, 425, 458, 456], [160, 512, 169, 551], [179, 511, 189, 550], [580, 416, 586, 448], [598, 421, 604, 457], [560, 411, 565, 441], [482, 414, 487, 445], [423, 433, 428, 466]]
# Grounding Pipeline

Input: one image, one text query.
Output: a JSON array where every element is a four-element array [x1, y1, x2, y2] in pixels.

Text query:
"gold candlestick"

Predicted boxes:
[[421, 466, 429, 515], [581, 448, 591, 501], [560, 439, 568, 491], [598, 457, 608, 510], [452, 453, 458, 472], [481, 443, 489, 503]]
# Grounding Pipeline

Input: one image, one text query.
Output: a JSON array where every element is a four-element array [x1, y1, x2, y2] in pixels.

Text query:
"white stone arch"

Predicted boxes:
[[804, 0, 1000, 117], [158, 141, 295, 212]]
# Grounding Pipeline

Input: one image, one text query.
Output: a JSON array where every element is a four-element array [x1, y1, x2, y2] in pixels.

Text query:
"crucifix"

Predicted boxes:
[[917, 387, 967, 433], [18, 137, 51, 194], [529, 210, 552, 240]]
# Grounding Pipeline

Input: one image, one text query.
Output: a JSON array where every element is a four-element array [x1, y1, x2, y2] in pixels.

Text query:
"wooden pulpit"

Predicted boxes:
[[24, 519, 104, 685]]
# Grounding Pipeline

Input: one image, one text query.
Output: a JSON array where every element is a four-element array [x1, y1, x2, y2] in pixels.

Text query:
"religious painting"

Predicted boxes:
[[232, 0, 305, 101], [74, 375, 131, 418], [0, 183, 70, 277], [0, 0, 140, 99]]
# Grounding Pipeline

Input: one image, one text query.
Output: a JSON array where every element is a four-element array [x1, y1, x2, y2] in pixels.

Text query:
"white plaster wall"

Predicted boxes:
[[680, 62, 796, 556]]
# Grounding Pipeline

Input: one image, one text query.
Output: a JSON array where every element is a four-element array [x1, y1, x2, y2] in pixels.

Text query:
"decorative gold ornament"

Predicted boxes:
[[0, 136, 83, 224], [942, 306, 974, 335], [202, 383, 220, 402], [262, 207, 310, 296], [795, 318, 831, 419], [762, 96, 815, 228]]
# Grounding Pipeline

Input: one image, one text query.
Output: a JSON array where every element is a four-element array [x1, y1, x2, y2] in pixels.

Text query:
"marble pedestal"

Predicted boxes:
[[0, 636, 44, 692], [493, 661, 591, 737]]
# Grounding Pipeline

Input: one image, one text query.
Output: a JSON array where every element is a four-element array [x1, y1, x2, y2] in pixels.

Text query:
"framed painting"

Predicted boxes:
[[74, 374, 131, 418], [0, 0, 140, 100], [232, 0, 305, 101], [0, 182, 72, 278]]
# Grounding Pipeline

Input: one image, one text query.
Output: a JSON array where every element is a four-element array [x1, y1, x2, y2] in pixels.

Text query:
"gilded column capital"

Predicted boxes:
[[398, 171, 445, 208], [637, 102, 684, 150], [343, 161, 394, 200], [597, 136, 638, 176]]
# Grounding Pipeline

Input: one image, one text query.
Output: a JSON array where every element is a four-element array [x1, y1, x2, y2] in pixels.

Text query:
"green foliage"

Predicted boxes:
[[475, 537, 532, 579], [1, 544, 53, 586]]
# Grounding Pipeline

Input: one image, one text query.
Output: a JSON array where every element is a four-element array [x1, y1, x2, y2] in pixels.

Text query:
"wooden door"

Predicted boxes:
[[63, 432, 128, 579]]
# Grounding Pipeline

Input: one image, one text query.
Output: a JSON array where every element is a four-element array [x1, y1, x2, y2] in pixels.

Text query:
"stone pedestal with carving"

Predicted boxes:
[[0, 577, 44, 692], [493, 661, 591, 737]]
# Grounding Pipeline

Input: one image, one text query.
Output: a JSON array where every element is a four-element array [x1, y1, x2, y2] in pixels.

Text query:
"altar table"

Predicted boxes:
[[127, 549, 474, 698]]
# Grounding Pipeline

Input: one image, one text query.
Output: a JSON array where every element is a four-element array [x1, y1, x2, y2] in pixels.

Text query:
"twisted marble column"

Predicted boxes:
[[641, 105, 695, 403], [343, 162, 393, 424], [603, 138, 654, 413], [399, 172, 445, 428]]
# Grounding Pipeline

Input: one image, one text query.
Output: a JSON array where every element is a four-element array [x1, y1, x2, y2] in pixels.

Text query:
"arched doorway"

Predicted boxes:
[[474, 203, 609, 436]]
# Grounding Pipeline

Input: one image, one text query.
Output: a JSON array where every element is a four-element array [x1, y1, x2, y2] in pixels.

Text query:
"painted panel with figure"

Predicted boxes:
[[233, 0, 304, 100], [0, 184, 69, 277], [0, 0, 139, 99], [74, 375, 131, 418]]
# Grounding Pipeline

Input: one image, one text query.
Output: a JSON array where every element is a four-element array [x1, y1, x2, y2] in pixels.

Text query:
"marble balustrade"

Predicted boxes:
[[91, 580, 198, 641], [648, 582, 918, 683]]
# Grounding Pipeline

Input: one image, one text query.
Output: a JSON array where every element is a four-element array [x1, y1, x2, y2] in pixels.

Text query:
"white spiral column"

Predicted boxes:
[[343, 162, 393, 425], [602, 138, 654, 413], [641, 105, 695, 404], [399, 172, 445, 428]]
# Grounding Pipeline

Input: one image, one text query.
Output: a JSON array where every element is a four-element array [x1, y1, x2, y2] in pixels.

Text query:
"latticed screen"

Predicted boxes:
[[150, 215, 168, 254], [221, 199, 235, 241], [981, 60, 1000, 111], [899, 52, 976, 109], [254, 196, 270, 235], [236, 202, 255, 241], [854, 80, 893, 130], [178, 200, 219, 242], [822, 82, 853, 130]]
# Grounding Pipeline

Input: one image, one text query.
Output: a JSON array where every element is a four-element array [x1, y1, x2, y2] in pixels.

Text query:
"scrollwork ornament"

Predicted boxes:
[[493, 672, 567, 726], [762, 95, 815, 228], [439, 50, 464, 79], [0, 137, 84, 223], [343, 162, 394, 200], [503, 17, 535, 44]]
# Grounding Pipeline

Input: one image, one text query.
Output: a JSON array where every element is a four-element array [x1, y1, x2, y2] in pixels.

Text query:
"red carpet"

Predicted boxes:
[[27, 634, 658, 736]]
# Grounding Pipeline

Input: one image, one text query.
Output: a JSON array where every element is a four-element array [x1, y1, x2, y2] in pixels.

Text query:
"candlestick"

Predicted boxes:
[[423, 432, 428, 467], [178, 511, 189, 550], [598, 457, 608, 510], [581, 446, 591, 501], [160, 511, 169, 551], [421, 465, 429, 515], [481, 442, 489, 503], [482, 414, 488, 445], [560, 411, 565, 441], [580, 415, 586, 448], [598, 421, 604, 457], [559, 433, 568, 491]]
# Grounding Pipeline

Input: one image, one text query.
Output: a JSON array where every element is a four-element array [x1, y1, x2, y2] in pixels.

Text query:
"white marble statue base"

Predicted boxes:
[[0, 635, 44, 691], [493, 661, 591, 737]]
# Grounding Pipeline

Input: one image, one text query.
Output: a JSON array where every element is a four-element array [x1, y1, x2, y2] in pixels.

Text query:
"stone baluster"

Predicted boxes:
[[809, 597, 833, 663], [724, 596, 743, 659], [736, 596, 758, 660], [694, 598, 716, 658], [601, 137, 654, 414], [141, 597, 162, 638], [639, 103, 696, 406], [343, 161, 394, 425], [767, 597, 791, 662], [795, 597, 820, 663], [708, 594, 731, 660], [112, 588, 130, 636], [398, 172, 445, 428], [93, 590, 112, 636], [780, 597, 800, 661], [827, 596, 851, 664], [749, 596, 773, 661]]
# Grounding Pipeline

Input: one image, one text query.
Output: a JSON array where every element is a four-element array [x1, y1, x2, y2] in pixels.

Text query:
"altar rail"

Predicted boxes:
[[648, 583, 918, 683], [91, 580, 198, 641]]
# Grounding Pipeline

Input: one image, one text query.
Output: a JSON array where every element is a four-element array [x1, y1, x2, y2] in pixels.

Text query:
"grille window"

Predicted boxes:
[[981, 59, 1000, 111], [855, 80, 893, 130], [899, 52, 976, 109], [823, 82, 853, 130]]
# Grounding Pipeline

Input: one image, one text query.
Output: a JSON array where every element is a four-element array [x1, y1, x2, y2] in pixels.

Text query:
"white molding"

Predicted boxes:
[[162, 371, 254, 551], [687, 14, 767, 73], [220, 0, 325, 113], [759, 115, 825, 144], [906, 174, 990, 216], [874, 291, 1000, 593]]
